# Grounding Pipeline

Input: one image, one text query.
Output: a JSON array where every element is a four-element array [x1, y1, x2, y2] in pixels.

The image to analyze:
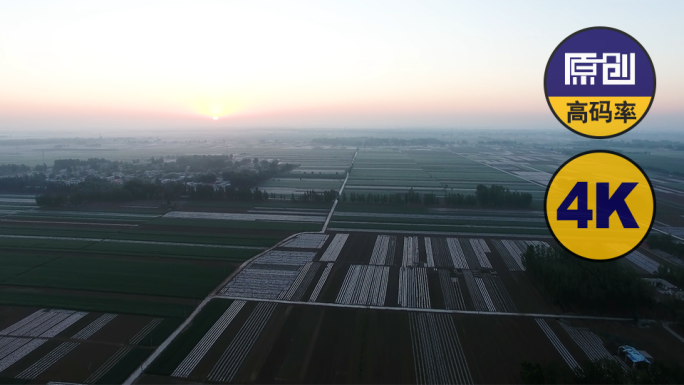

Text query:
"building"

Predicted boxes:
[[617, 345, 652, 370]]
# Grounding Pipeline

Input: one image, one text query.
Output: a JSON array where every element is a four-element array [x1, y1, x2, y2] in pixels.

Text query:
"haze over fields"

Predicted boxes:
[[2, 1, 684, 384]]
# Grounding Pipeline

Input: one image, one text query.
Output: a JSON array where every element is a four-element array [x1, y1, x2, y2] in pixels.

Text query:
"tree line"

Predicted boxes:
[[648, 233, 684, 257], [340, 185, 532, 208], [521, 357, 684, 384], [291, 189, 338, 203], [32, 177, 283, 206], [522, 245, 653, 315]]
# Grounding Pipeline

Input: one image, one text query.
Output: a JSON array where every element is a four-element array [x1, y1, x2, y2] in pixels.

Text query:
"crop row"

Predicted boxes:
[[220, 269, 300, 299], [16, 341, 80, 380], [462, 271, 489, 312], [469, 239, 492, 269], [0, 309, 86, 338], [560, 322, 619, 363], [172, 301, 246, 378], [308, 263, 333, 302], [207, 302, 278, 383], [281, 234, 328, 249], [0, 338, 46, 373], [129, 318, 163, 345], [482, 274, 517, 312], [491, 240, 525, 271], [409, 312, 472, 384], [336, 265, 390, 306], [369, 235, 396, 265], [72, 313, 117, 340], [438, 270, 465, 311], [402, 236, 420, 267], [319, 234, 349, 262], [282, 262, 321, 301], [446, 239, 469, 269], [255, 250, 317, 266], [535, 318, 581, 371], [398, 267, 431, 309]]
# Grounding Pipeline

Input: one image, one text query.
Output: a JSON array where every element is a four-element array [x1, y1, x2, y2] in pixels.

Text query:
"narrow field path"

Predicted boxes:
[[0, 234, 267, 250], [321, 149, 357, 233], [663, 322, 684, 344], [213, 296, 646, 322], [122, 231, 308, 385]]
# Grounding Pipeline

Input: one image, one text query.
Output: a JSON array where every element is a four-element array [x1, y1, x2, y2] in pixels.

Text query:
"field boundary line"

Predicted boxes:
[[662, 322, 684, 344], [214, 296, 645, 322], [122, 230, 317, 385], [0, 234, 266, 250], [448, 148, 547, 188], [327, 228, 553, 238]]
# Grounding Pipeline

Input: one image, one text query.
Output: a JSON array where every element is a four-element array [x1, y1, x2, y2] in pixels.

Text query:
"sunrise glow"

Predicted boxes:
[[0, 1, 681, 131]]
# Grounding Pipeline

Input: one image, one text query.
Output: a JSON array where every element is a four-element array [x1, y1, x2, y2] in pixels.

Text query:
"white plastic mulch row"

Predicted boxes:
[[425, 238, 435, 268], [469, 239, 492, 269], [16, 342, 80, 380], [336, 265, 390, 306], [409, 312, 472, 385], [535, 319, 580, 371], [0, 309, 87, 338], [208, 302, 278, 383], [72, 314, 117, 340], [438, 270, 465, 311], [255, 250, 317, 266], [319, 234, 349, 262], [282, 262, 322, 301], [478, 239, 491, 253], [84, 346, 134, 384], [430, 238, 456, 268], [501, 240, 526, 270], [221, 250, 317, 299], [0, 338, 46, 373], [560, 322, 617, 363], [309, 263, 334, 302], [398, 267, 431, 309], [129, 318, 163, 345], [482, 274, 517, 313], [402, 236, 420, 267], [491, 240, 523, 271], [172, 301, 246, 378], [164, 211, 326, 223], [625, 250, 660, 274], [446, 239, 469, 269], [462, 271, 488, 312], [475, 277, 496, 312], [370, 235, 396, 265], [280, 234, 329, 249], [220, 269, 300, 299]]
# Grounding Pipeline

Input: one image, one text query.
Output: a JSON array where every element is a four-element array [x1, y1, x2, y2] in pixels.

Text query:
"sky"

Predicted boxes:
[[0, 0, 682, 133]]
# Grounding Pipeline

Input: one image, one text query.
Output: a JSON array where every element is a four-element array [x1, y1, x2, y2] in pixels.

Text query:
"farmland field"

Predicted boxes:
[[137, 230, 684, 384], [3, 140, 684, 383]]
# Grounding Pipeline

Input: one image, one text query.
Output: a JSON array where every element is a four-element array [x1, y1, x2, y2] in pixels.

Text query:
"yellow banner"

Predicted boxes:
[[547, 96, 651, 137]]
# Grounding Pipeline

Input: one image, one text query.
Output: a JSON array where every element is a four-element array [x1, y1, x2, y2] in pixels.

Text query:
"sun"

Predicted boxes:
[[213, 116, 218, 120]]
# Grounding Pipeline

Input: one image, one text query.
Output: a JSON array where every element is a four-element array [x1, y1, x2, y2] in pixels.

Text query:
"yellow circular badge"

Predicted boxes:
[[545, 151, 655, 261]]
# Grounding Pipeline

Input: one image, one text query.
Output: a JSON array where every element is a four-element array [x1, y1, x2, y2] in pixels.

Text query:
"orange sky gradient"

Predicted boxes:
[[0, 1, 682, 132]]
